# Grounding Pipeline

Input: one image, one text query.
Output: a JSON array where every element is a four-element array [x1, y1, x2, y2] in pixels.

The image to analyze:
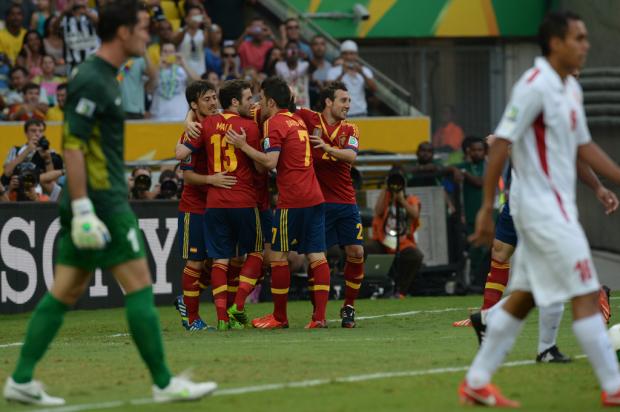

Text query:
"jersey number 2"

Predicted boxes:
[[210, 134, 238, 172]]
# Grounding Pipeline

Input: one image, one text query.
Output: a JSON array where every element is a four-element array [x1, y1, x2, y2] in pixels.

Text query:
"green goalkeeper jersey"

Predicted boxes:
[[60, 55, 131, 216]]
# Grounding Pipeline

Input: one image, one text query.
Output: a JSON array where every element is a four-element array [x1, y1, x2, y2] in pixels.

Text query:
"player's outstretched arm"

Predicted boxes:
[[226, 128, 278, 169], [469, 137, 510, 247], [64, 148, 110, 250], [577, 159, 619, 215], [309, 134, 356, 164]]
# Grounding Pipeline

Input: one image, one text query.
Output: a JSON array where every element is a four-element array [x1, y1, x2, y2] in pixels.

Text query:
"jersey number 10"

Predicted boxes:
[[210, 134, 238, 172]]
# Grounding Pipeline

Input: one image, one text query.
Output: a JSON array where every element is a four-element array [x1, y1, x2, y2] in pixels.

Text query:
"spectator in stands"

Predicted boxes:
[[147, 18, 174, 70], [221, 43, 241, 80], [129, 166, 156, 200], [46, 81, 66, 121], [366, 166, 424, 298], [236, 17, 275, 72], [279, 17, 311, 59], [59, 0, 99, 70], [3, 119, 57, 183], [8, 82, 47, 120], [119, 54, 156, 119], [327, 40, 376, 117], [3, 65, 50, 108], [262, 45, 282, 77], [173, 5, 209, 77], [432, 104, 465, 152], [150, 41, 199, 121], [202, 70, 220, 91], [154, 169, 180, 200], [42, 15, 67, 75], [33, 55, 65, 105], [39, 167, 64, 201], [30, 0, 51, 36], [407, 142, 445, 187], [309, 34, 332, 110], [16, 30, 45, 78], [0, 5, 27, 65], [0, 52, 10, 96], [276, 40, 310, 108], [6, 162, 49, 202], [204, 23, 223, 75]]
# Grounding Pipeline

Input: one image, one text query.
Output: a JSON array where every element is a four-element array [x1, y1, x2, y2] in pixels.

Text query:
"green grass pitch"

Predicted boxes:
[[1, 295, 617, 411]]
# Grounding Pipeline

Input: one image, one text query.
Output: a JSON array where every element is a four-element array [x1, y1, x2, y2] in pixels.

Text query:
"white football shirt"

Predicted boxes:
[[495, 57, 591, 225]]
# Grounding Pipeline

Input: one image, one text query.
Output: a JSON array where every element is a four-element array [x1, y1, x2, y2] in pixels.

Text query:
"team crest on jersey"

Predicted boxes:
[[506, 105, 519, 122], [75, 98, 96, 118], [263, 138, 270, 150], [339, 135, 346, 146]]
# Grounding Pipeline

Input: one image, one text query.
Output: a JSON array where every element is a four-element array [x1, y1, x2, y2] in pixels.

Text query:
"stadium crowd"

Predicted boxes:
[[0, 0, 377, 122]]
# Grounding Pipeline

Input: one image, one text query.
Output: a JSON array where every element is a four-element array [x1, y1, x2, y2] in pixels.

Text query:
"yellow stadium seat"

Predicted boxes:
[[161, 0, 185, 21]]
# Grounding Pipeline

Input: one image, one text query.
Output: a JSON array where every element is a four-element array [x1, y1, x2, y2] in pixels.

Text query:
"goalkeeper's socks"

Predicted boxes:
[[13, 293, 69, 383], [343, 256, 364, 307], [310, 259, 330, 322], [270, 261, 290, 322], [227, 261, 242, 308], [181, 265, 202, 323], [481, 260, 509, 310], [125, 286, 172, 389], [211, 262, 229, 322], [234, 253, 264, 311]]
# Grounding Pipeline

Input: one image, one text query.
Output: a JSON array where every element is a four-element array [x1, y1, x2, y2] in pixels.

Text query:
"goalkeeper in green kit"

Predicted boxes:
[[3, 0, 216, 406]]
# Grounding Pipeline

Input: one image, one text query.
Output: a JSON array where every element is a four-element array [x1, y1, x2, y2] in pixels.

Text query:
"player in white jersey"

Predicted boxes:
[[458, 11, 620, 408]]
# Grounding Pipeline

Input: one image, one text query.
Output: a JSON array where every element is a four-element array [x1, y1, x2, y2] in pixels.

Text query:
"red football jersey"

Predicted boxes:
[[178, 132, 208, 214], [296, 108, 360, 204], [263, 109, 324, 208], [188, 111, 260, 208], [249, 105, 271, 210]]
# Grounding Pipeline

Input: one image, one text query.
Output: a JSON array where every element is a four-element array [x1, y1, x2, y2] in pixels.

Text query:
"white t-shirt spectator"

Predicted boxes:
[[327, 65, 373, 116], [178, 30, 206, 77], [275, 60, 310, 108], [150, 65, 189, 121]]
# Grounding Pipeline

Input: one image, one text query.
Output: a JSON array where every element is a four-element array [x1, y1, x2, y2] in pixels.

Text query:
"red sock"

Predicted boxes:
[[270, 261, 290, 322], [481, 259, 510, 310], [227, 261, 242, 308], [234, 253, 264, 310], [211, 262, 229, 321], [310, 258, 330, 322], [344, 256, 364, 307], [182, 265, 202, 323], [307, 265, 315, 310]]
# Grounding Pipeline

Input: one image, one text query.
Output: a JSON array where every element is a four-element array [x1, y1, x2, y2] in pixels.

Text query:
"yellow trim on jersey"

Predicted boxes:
[[319, 114, 342, 142], [491, 261, 510, 269], [239, 275, 257, 286], [313, 285, 330, 292], [485, 282, 506, 292], [183, 267, 201, 278], [271, 287, 290, 295], [345, 281, 362, 290], [182, 213, 190, 259], [221, 112, 238, 120], [85, 123, 111, 190], [262, 118, 270, 141], [183, 290, 200, 297], [212, 285, 228, 295], [254, 207, 263, 252]]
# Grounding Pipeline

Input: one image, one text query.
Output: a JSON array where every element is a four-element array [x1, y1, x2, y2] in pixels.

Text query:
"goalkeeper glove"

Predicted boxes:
[[71, 197, 110, 250]]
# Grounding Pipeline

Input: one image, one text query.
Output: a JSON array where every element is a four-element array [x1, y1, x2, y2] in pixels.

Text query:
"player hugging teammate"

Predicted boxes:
[[176, 77, 364, 329]]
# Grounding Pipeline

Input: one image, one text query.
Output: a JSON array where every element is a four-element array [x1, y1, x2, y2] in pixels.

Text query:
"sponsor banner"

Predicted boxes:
[[0, 201, 184, 314]]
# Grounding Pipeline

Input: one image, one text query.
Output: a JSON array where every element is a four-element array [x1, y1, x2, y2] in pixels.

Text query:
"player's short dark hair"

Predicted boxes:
[[261, 76, 291, 109], [318, 81, 348, 111], [22, 82, 40, 94], [538, 11, 582, 56], [185, 80, 216, 105], [24, 118, 45, 133], [219, 79, 251, 109], [461, 136, 485, 153], [97, 0, 143, 42], [185, 4, 202, 15]]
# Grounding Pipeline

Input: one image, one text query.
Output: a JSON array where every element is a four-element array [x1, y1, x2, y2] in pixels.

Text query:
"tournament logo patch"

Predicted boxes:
[[75, 98, 96, 118], [263, 137, 270, 150], [347, 136, 359, 148], [506, 105, 519, 122]]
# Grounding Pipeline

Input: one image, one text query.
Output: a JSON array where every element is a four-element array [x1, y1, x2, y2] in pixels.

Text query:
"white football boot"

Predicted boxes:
[[152, 375, 217, 403], [4, 377, 66, 406]]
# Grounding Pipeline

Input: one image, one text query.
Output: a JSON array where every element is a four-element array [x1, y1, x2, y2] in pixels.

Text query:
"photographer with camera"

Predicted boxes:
[[155, 169, 180, 200], [3, 119, 58, 184], [366, 166, 424, 299], [7, 162, 49, 202], [128, 166, 156, 200]]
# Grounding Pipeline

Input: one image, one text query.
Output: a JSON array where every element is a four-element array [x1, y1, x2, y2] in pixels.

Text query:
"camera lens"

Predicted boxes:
[[38, 137, 50, 151]]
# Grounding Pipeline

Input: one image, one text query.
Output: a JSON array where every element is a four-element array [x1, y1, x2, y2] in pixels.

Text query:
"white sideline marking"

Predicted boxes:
[[28, 356, 588, 412], [0, 308, 467, 349]]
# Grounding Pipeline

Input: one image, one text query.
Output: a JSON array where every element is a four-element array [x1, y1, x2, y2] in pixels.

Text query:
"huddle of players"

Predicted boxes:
[[174, 76, 364, 330]]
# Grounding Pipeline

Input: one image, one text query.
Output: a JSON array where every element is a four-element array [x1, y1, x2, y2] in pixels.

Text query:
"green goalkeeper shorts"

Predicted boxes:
[[56, 210, 146, 271]]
